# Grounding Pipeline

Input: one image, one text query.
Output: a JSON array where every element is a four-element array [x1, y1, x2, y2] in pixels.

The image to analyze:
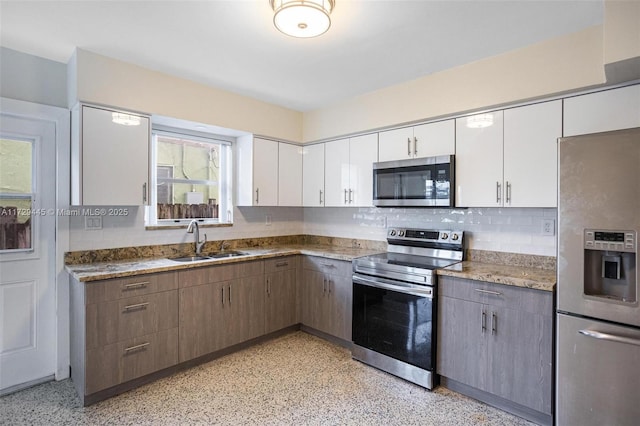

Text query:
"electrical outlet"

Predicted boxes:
[[542, 219, 555, 236], [265, 214, 272, 226]]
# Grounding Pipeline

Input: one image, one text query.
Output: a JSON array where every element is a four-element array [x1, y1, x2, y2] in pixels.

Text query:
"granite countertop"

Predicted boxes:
[[437, 261, 556, 292], [65, 244, 382, 282]]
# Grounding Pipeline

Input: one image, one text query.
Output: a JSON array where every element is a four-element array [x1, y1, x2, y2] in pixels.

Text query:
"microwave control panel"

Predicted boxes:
[[584, 229, 636, 253]]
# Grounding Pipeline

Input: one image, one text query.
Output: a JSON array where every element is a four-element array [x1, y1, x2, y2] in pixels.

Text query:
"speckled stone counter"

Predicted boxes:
[[437, 261, 556, 292], [66, 244, 382, 282]]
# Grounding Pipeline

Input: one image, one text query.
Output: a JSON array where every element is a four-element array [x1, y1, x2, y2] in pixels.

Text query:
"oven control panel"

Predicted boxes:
[[388, 228, 463, 245]]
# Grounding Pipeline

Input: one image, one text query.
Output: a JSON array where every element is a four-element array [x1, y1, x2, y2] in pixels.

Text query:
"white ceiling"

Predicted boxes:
[[1, 1, 603, 112]]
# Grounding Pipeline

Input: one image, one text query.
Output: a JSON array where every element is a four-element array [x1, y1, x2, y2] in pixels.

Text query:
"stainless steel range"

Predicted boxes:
[[352, 228, 464, 389]]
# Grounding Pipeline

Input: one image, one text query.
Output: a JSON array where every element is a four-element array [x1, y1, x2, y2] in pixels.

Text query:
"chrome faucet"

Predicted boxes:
[[187, 220, 207, 255]]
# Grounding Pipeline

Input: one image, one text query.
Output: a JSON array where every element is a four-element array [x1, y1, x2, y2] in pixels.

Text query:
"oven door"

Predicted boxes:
[[352, 273, 436, 372]]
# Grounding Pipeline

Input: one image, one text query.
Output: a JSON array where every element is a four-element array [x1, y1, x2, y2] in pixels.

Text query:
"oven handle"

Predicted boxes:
[[353, 275, 433, 298]]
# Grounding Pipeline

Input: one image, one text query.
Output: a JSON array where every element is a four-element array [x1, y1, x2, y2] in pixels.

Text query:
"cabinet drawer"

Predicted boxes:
[[85, 327, 178, 394], [86, 290, 178, 349], [85, 271, 178, 304], [179, 260, 264, 288], [264, 256, 297, 273], [439, 276, 553, 316], [302, 256, 351, 277]]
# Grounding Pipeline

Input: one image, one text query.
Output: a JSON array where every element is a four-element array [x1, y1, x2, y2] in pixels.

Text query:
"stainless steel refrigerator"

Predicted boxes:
[[557, 127, 640, 426]]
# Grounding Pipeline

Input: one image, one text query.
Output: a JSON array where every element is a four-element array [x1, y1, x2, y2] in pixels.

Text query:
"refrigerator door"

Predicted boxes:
[[557, 128, 640, 327], [557, 313, 640, 426]]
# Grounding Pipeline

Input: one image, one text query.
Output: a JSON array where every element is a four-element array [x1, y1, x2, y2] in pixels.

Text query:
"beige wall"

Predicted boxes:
[[303, 26, 606, 142], [604, 0, 640, 65], [69, 49, 303, 142]]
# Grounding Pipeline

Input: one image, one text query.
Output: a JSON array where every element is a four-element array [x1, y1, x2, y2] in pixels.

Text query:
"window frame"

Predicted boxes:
[[146, 126, 234, 227]]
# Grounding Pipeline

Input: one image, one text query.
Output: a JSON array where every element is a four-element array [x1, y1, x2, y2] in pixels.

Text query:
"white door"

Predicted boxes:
[[412, 119, 455, 158], [349, 133, 378, 207], [277, 143, 302, 206], [0, 113, 57, 393], [378, 127, 413, 162], [302, 143, 325, 207], [324, 139, 350, 206], [252, 138, 278, 206]]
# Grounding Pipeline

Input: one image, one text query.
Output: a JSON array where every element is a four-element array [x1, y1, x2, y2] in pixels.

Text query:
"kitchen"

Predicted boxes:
[[1, 1, 639, 425]]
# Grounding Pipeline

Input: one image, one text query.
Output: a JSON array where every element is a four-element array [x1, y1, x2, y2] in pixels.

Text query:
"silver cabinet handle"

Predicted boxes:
[[344, 188, 348, 204], [506, 181, 511, 204], [221, 286, 225, 306], [123, 302, 149, 311], [142, 183, 147, 204], [321, 263, 335, 268], [474, 288, 503, 296], [407, 138, 411, 156], [124, 281, 149, 290], [255, 188, 259, 204], [579, 330, 640, 347], [319, 189, 323, 205], [228, 285, 231, 304], [413, 136, 418, 155], [124, 342, 149, 353], [266, 277, 270, 296], [481, 311, 486, 334], [348, 189, 353, 204], [496, 182, 501, 204], [322, 277, 327, 294], [275, 261, 289, 267], [491, 312, 497, 335], [328, 280, 332, 295]]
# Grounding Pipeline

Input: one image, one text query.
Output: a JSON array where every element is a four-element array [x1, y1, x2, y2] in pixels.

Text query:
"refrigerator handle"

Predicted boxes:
[[579, 329, 640, 347]]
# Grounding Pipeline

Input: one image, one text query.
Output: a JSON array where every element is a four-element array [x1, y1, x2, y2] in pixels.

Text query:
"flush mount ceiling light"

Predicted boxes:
[[270, 0, 335, 38], [112, 112, 141, 126], [466, 113, 494, 129]]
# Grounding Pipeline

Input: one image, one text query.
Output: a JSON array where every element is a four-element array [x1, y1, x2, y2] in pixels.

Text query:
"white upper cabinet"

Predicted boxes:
[[302, 143, 325, 207], [72, 104, 150, 206], [504, 100, 562, 208], [378, 120, 454, 162], [236, 136, 278, 206], [456, 102, 561, 208], [455, 111, 504, 207], [324, 134, 378, 207], [278, 143, 302, 206], [564, 85, 640, 136]]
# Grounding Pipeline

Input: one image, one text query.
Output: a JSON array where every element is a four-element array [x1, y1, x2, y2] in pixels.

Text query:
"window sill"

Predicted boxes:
[[145, 222, 233, 231]]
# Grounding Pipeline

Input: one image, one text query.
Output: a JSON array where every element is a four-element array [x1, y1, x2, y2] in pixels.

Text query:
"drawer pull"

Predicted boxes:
[[474, 288, 502, 296], [123, 302, 149, 311], [275, 261, 289, 267], [320, 263, 335, 268], [124, 281, 149, 290], [124, 342, 149, 353]]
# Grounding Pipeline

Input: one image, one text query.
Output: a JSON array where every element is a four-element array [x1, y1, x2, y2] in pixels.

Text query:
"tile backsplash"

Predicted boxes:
[[69, 205, 557, 257]]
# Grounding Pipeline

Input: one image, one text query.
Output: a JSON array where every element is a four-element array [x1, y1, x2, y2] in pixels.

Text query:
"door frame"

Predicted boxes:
[[1, 97, 70, 381]]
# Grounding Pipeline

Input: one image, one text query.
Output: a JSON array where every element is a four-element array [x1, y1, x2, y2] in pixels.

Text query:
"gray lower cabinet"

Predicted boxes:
[[301, 256, 352, 341], [437, 276, 553, 424], [70, 271, 180, 404], [265, 256, 299, 334], [178, 260, 265, 362]]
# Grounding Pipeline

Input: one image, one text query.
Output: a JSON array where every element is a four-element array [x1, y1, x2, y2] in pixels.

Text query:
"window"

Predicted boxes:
[[147, 127, 233, 226], [0, 138, 34, 251]]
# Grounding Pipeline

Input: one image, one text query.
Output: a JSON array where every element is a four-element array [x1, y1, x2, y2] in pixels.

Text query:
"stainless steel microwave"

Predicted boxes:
[[372, 155, 455, 207]]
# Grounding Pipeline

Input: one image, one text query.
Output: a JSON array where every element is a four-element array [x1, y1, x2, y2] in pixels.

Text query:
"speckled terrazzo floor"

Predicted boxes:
[[0, 332, 534, 425]]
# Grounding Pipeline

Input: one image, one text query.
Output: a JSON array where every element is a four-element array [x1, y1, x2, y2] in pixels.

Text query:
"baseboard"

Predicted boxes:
[[0, 374, 55, 397], [299, 325, 353, 350]]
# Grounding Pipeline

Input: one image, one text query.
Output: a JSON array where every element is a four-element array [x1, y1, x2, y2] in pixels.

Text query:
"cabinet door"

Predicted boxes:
[[253, 138, 278, 206], [278, 142, 302, 206], [179, 282, 225, 362], [378, 127, 414, 162], [324, 139, 350, 206], [412, 120, 455, 158], [81, 105, 150, 206], [564, 85, 640, 137], [504, 101, 561, 207], [436, 296, 488, 390], [327, 273, 352, 341], [301, 270, 330, 332], [302, 143, 325, 207], [455, 111, 504, 207], [226, 276, 265, 347], [487, 306, 553, 415], [348, 133, 378, 207], [265, 268, 297, 334]]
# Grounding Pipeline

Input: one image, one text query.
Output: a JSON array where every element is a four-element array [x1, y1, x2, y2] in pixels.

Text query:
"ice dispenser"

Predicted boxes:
[[584, 229, 637, 304]]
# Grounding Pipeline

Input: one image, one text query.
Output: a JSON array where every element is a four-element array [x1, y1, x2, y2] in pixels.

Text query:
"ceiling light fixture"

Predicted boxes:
[[270, 0, 335, 38], [112, 112, 141, 126], [466, 113, 494, 129]]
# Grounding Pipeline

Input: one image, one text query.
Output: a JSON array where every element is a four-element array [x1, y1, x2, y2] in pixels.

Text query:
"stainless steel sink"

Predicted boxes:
[[207, 250, 247, 259], [169, 255, 212, 262]]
